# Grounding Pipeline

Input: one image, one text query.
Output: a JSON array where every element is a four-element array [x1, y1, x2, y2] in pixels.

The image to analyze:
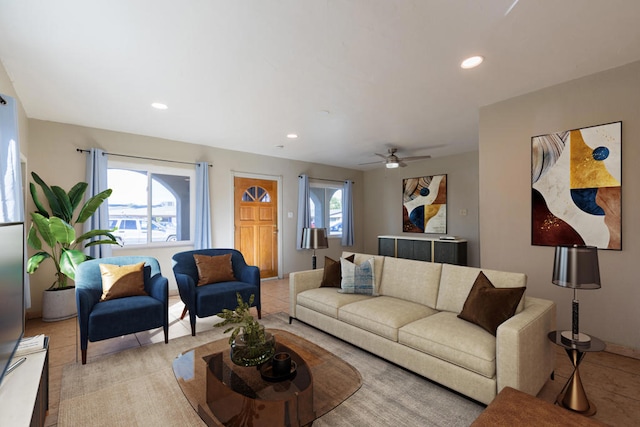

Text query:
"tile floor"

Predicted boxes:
[[25, 278, 639, 426]]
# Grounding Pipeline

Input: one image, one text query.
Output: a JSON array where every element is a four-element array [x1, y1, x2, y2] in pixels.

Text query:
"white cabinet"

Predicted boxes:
[[0, 341, 49, 427]]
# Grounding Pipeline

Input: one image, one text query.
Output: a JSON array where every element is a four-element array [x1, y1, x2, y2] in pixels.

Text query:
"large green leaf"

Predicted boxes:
[[60, 249, 88, 280], [30, 212, 57, 248], [29, 182, 50, 218], [27, 252, 50, 273], [75, 228, 119, 246], [49, 217, 76, 245], [52, 186, 73, 223], [27, 223, 42, 250], [76, 188, 112, 224], [68, 182, 88, 212], [31, 172, 63, 218], [85, 239, 121, 248]]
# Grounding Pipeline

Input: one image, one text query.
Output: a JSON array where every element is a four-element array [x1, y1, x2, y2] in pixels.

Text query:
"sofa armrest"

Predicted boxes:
[[289, 269, 324, 318], [496, 296, 556, 396]]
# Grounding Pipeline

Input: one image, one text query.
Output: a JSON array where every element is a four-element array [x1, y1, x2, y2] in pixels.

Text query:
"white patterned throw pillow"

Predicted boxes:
[[339, 257, 375, 295]]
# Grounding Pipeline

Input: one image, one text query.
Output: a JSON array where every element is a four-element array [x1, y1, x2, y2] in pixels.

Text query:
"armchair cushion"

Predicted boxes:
[[99, 262, 148, 301], [194, 253, 236, 286]]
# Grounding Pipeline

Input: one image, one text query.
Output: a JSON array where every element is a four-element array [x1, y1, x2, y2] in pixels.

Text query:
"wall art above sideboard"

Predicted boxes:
[[402, 174, 447, 234], [531, 121, 621, 250]]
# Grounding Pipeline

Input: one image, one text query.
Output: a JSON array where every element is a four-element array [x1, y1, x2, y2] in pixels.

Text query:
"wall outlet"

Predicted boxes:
[[459, 209, 468, 216]]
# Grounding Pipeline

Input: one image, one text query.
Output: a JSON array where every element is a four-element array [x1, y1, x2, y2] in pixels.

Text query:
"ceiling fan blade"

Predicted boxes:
[[358, 160, 385, 165], [398, 161, 408, 167], [374, 153, 388, 159], [401, 155, 431, 162]]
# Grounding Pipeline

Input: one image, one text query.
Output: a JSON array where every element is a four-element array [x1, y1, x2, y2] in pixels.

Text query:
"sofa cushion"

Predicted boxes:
[[379, 257, 442, 308], [436, 264, 526, 314], [320, 254, 355, 288], [342, 252, 385, 295], [458, 271, 526, 336], [399, 311, 497, 378], [338, 296, 437, 341], [297, 288, 371, 318], [339, 257, 376, 295]]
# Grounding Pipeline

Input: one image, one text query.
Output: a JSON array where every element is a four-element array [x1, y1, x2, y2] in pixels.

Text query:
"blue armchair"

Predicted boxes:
[[75, 256, 169, 364], [171, 249, 261, 336]]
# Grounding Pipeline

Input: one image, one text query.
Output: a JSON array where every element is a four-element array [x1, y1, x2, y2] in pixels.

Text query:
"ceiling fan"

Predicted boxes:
[[360, 148, 431, 168]]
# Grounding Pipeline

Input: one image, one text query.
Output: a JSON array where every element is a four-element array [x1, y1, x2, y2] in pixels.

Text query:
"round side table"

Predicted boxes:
[[548, 331, 605, 416]]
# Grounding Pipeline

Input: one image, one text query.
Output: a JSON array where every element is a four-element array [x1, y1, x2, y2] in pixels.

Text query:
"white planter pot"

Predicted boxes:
[[42, 287, 77, 322]]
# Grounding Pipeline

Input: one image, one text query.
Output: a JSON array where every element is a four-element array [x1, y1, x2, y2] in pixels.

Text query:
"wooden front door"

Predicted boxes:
[[234, 177, 278, 278]]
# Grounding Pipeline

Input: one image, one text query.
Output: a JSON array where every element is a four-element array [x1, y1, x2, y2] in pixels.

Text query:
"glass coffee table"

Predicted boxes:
[[173, 329, 361, 427]]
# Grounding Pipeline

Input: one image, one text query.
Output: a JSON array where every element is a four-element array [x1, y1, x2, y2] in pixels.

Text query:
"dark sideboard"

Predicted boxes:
[[378, 235, 467, 266]]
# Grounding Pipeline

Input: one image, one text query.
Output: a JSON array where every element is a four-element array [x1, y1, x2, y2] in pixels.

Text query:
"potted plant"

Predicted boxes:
[[215, 293, 275, 366], [26, 172, 119, 321]]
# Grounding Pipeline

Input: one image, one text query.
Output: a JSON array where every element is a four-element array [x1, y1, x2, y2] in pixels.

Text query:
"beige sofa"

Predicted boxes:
[[289, 252, 556, 405]]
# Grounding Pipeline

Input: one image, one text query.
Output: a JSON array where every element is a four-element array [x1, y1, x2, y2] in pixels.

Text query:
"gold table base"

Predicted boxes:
[[548, 331, 605, 417]]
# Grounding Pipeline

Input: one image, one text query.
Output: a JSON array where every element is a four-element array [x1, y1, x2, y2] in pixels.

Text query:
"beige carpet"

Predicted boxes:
[[59, 313, 483, 426]]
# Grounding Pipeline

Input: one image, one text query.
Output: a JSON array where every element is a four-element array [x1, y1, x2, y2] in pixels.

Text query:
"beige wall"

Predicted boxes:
[[25, 119, 364, 316], [479, 60, 640, 350], [362, 151, 480, 267]]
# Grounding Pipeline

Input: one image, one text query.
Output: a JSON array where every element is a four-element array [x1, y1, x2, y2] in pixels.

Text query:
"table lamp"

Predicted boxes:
[[301, 228, 328, 269], [552, 245, 601, 344]]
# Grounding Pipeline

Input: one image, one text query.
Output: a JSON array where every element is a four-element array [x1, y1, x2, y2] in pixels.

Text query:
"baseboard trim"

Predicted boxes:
[[605, 342, 640, 360]]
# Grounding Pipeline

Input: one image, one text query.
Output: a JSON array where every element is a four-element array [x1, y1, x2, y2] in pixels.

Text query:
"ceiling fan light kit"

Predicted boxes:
[[361, 147, 431, 169]]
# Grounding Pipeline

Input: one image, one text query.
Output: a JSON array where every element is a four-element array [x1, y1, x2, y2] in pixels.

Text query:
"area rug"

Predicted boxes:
[[58, 312, 483, 426]]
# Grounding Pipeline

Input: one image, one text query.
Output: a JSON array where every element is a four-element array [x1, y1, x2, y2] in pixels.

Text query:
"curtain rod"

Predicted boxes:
[[76, 148, 212, 167], [299, 175, 354, 184], [0, 95, 7, 105]]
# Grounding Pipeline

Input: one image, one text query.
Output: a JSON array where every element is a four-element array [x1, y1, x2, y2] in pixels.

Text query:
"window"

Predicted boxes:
[[107, 162, 194, 246], [242, 186, 271, 202], [309, 181, 343, 237]]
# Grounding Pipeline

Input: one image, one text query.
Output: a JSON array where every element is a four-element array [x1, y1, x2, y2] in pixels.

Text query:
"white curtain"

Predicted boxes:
[[296, 174, 310, 249], [342, 180, 354, 246], [84, 148, 112, 258], [0, 96, 22, 223], [0, 94, 30, 307], [194, 161, 212, 249]]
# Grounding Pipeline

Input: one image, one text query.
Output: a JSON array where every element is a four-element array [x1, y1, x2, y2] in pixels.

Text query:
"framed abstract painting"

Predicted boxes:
[[531, 121, 621, 250], [402, 175, 447, 234]]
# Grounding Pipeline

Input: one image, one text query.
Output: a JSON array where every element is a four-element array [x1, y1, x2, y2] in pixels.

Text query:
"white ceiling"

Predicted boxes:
[[2, 1, 640, 170]]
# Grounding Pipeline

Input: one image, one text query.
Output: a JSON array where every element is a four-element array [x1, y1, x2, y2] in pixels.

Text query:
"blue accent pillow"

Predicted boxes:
[[339, 257, 375, 295]]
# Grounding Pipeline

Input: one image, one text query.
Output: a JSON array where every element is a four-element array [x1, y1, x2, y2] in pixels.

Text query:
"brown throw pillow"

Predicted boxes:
[[321, 254, 355, 288], [194, 253, 236, 286], [457, 271, 525, 336], [100, 262, 148, 301]]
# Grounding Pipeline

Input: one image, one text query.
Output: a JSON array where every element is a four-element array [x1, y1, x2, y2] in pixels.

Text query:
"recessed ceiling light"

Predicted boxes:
[[460, 56, 484, 69], [151, 102, 168, 110], [286, 133, 298, 139]]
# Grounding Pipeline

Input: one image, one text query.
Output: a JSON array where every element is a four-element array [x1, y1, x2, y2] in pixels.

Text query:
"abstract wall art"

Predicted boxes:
[[402, 175, 447, 234], [531, 121, 621, 250]]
